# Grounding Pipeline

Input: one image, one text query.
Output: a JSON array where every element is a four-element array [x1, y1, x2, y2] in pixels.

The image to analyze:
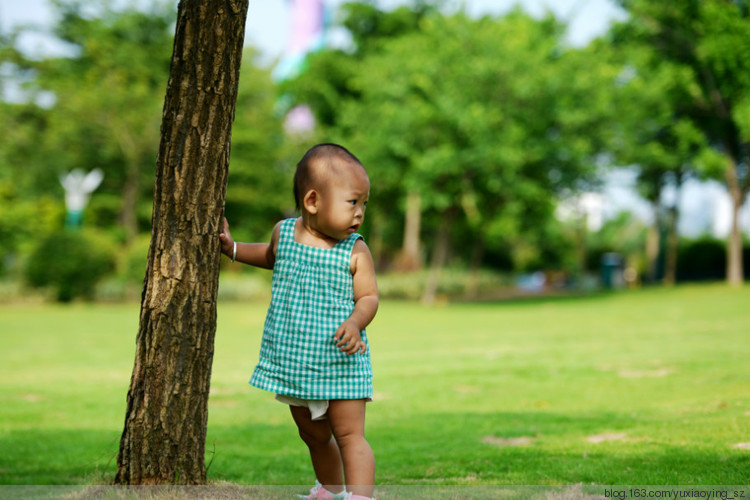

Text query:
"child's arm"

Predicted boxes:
[[219, 217, 279, 270], [334, 239, 379, 355]]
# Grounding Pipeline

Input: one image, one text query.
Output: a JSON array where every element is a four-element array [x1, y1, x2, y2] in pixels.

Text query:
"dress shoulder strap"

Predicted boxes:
[[336, 232, 363, 257], [274, 218, 297, 260]]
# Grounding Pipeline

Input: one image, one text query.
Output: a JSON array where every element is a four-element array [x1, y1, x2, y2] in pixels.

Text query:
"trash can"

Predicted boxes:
[[601, 253, 623, 289]]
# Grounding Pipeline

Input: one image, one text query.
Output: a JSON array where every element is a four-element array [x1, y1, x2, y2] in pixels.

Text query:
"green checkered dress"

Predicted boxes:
[[249, 218, 373, 400]]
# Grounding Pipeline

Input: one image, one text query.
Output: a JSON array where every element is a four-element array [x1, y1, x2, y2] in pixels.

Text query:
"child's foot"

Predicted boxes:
[[298, 480, 349, 499]]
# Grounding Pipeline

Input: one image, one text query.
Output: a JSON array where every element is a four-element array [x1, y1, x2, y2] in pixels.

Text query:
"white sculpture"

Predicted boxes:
[[59, 168, 103, 228]]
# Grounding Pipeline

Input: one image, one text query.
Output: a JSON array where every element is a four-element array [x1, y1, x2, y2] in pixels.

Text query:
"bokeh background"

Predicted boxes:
[[1, 0, 749, 303]]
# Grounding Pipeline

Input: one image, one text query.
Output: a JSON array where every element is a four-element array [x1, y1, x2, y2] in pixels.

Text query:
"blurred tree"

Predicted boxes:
[[115, 0, 248, 485], [20, 0, 175, 241], [607, 45, 715, 285], [0, 32, 67, 263], [280, 1, 438, 268], [2, 1, 287, 252], [614, 0, 750, 286], [331, 9, 616, 302], [224, 47, 289, 242]]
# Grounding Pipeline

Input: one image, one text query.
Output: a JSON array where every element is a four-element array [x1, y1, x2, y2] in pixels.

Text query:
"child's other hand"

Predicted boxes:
[[219, 217, 235, 256], [334, 319, 367, 355]]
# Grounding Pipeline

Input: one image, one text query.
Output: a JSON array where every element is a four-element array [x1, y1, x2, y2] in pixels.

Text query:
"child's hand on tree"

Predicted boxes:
[[219, 217, 235, 258], [334, 319, 367, 355]]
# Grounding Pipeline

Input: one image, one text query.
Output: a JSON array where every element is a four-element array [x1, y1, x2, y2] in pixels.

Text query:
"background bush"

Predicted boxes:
[[676, 237, 726, 282], [25, 230, 117, 302], [121, 234, 151, 285]]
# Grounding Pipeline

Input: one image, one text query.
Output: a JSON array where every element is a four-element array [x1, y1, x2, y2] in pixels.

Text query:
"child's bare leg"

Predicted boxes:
[[327, 399, 374, 498], [289, 405, 345, 494]]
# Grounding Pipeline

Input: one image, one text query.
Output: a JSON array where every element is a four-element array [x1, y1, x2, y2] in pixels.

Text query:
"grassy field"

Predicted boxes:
[[1, 284, 749, 487]]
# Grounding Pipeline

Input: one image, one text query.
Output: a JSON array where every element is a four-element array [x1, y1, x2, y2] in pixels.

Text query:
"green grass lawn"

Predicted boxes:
[[1, 284, 749, 486]]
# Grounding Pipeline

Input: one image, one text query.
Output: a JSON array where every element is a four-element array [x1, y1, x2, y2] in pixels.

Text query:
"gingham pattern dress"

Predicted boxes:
[[249, 218, 373, 400]]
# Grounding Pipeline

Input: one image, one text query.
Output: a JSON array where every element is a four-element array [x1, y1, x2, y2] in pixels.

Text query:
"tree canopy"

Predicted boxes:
[[1, 0, 748, 294]]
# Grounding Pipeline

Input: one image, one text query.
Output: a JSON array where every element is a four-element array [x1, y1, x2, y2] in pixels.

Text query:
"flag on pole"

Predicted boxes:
[[273, 0, 328, 82]]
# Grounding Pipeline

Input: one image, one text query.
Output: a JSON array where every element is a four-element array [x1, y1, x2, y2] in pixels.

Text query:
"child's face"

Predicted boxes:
[[313, 162, 370, 241]]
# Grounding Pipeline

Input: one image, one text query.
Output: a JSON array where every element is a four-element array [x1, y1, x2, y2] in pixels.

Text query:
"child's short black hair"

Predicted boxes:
[[293, 143, 363, 211]]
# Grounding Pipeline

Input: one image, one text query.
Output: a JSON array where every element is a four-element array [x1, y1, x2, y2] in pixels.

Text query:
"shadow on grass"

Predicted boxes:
[[2, 413, 748, 486]]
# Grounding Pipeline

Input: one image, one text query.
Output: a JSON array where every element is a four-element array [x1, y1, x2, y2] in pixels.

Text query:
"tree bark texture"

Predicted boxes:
[[116, 0, 249, 485]]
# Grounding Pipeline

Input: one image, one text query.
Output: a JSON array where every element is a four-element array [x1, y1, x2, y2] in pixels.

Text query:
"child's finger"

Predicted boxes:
[[336, 328, 354, 348], [333, 329, 344, 345], [348, 340, 366, 356], [333, 322, 346, 339], [338, 335, 355, 353], [344, 341, 358, 355]]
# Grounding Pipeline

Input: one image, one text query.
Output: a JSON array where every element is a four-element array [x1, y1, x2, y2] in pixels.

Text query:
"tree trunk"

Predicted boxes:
[[394, 191, 422, 271], [725, 155, 745, 287], [576, 210, 588, 291], [422, 210, 453, 305], [367, 210, 385, 269], [663, 179, 682, 287], [464, 234, 484, 300], [645, 198, 660, 284], [663, 204, 679, 286], [115, 0, 249, 485]]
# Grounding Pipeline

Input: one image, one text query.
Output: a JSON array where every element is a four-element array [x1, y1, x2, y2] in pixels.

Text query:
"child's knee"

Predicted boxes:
[[330, 424, 366, 449], [298, 426, 333, 448]]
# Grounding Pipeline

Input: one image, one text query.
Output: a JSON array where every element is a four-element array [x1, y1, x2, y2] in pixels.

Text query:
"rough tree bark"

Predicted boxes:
[[115, 0, 249, 485]]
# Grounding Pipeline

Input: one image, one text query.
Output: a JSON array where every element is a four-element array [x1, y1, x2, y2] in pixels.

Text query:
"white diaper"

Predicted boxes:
[[275, 394, 329, 421]]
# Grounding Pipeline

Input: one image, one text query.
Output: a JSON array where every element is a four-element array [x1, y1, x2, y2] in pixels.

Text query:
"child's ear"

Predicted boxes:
[[303, 189, 319, 215]]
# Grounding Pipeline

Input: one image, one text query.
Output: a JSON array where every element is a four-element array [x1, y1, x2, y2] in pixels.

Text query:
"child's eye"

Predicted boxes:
[[349, 200, 357, 205]]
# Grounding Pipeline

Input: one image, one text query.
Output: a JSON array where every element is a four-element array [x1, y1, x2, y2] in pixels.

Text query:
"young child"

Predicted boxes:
[[219, 144, 379, 500]]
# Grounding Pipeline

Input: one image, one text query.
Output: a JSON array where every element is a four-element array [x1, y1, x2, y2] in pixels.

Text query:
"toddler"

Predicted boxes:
[[220, 144, 378, 500]]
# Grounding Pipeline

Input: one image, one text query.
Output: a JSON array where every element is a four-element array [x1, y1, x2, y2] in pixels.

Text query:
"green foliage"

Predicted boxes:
[[286, 4, 617, 270], [2, 0, 749, 286], [25, 229, 116, 301], [225, 48, 289, 242], [607, 31, 718, 202], [612, 0, 750, 283], [0, 180, 63, 276], [2, 1, 288, 260], [0, 1, 176, 241], [677, 237, 727, 282], [121, 234, 151, 285]]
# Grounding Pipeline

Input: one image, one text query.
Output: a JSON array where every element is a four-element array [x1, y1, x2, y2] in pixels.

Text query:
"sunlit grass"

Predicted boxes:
[[1, 283, 748, 485]]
